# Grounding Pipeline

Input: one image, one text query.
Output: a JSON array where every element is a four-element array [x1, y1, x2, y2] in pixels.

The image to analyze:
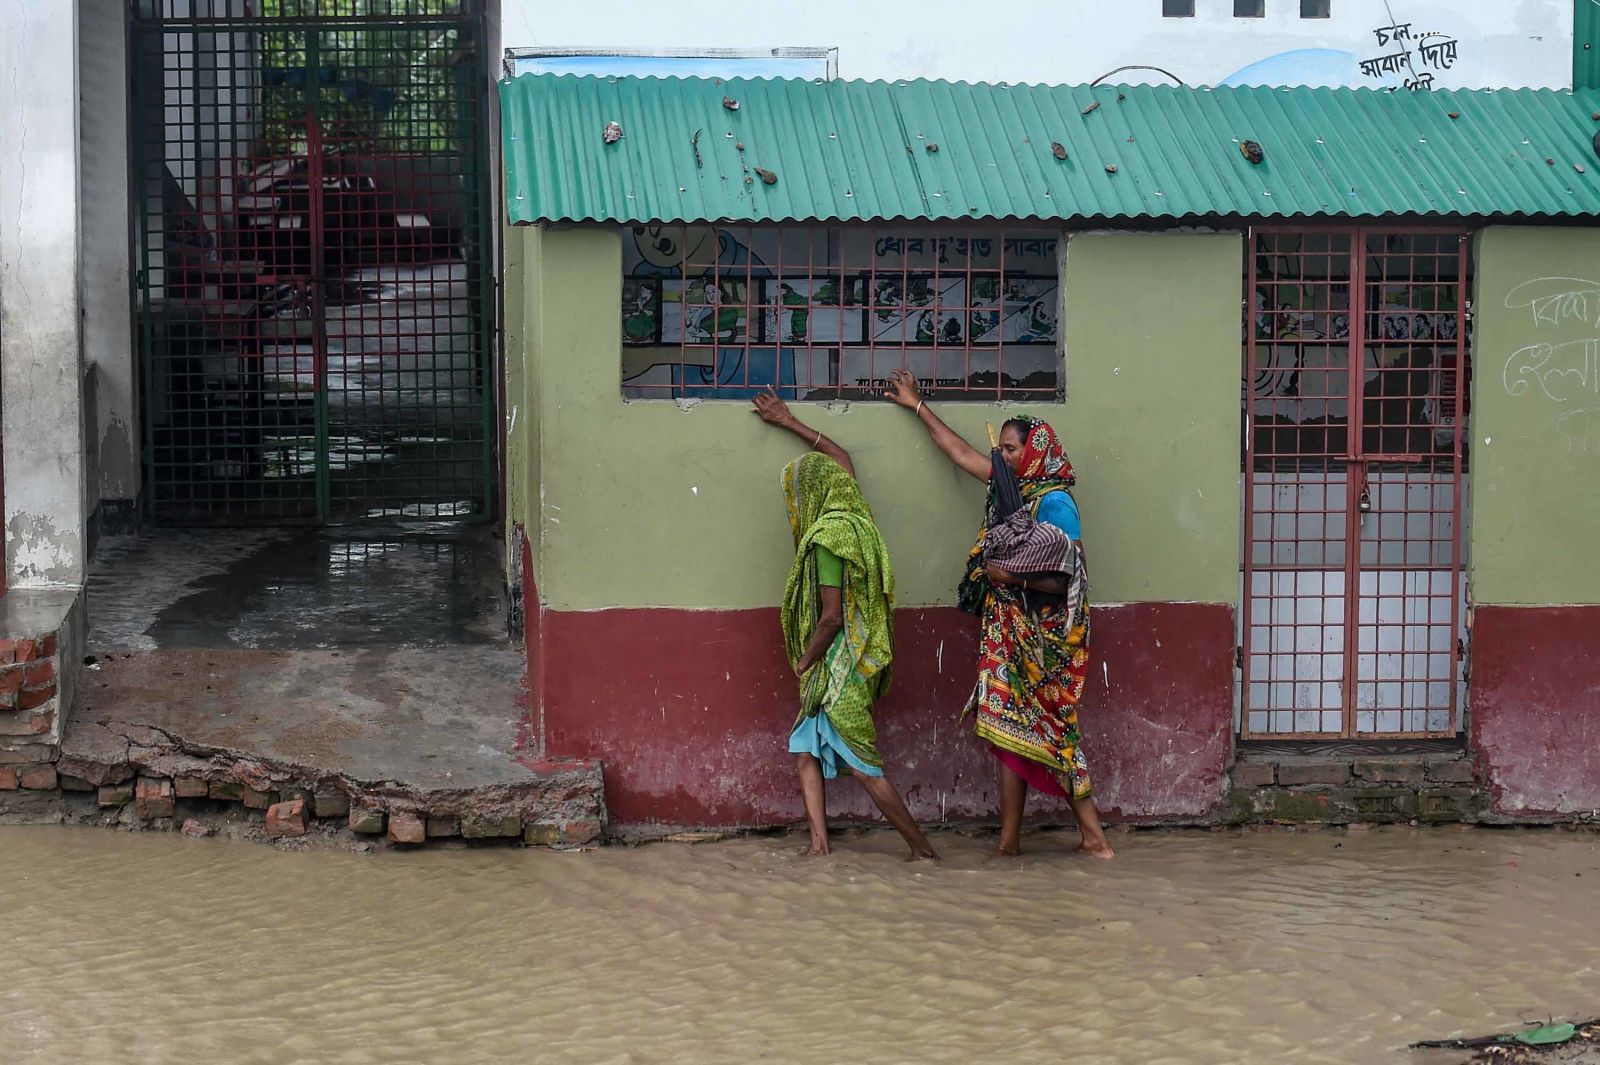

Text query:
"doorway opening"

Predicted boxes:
[[128, 0, 493, 524], [1242, 227, 1471, 739]]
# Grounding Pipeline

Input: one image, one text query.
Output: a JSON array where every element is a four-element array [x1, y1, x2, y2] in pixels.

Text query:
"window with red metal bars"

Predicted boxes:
[[620, 225, 1063, 401]]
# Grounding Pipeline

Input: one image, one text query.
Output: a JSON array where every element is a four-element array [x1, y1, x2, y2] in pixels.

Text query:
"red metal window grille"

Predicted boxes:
[[620, 225, 1063, 402], [1242, 226, 1470, 739]]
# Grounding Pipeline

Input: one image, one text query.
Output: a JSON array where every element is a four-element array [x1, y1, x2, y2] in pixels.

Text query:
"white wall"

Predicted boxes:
[[80, 0, 138, 513], [500, 0, 1572, 90], [0, 0, 89, 587]]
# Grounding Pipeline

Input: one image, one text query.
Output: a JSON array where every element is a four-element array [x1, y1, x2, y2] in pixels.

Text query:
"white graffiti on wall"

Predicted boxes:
[[1502, 277, 1600, 451]]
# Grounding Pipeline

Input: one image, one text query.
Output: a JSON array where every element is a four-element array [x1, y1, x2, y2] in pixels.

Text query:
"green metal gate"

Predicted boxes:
[[129, 0, 492, 524]]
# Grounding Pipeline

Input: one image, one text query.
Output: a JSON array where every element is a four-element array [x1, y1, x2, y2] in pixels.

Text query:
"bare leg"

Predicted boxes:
[[992, 762, 1027, 858], [1071, 795, 1115, 859], [794, 753, 830, 856], [853, 771, 939, 861]]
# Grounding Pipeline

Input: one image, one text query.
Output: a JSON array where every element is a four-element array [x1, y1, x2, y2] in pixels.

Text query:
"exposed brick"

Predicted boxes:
[[313, 789, 350, 819], [0, 767, 17, 790], [19, 764, 58, 791], [0, 666, 24, 695], [1277, 762, 1351, 787], [1354, 760, 1427, 785], [461, 815, 521, 839], [1265, 789, 1338, 822], [522, 823, 562, 847], [1, 639, 41, 664], [39, 635, 57, 657], [181, 819, 214, 839], [1230, 762, 1276, 788], [239, 787, 271, 810], [426, 817, 459, 838], [1346, 788, 1419, 822], [387, 811, 425, 845], [15, 686, 54, 712], [58, 774, 95, 793], [22, 660, 55, 688], [1419, 788, 1479, 822], [523, 821, 603, 846], [209, 781, 243, 802], [135, 777, 175, 819], [0, 709, 52, 736], [1427, 760, 1476, 784], [265, 799, 309, 839], [173, 776, 210, 799], [561, 820, 603, 846], [0, 744, 55, 765], [98, 783, 134, 807], [349, 806, 385, 834]]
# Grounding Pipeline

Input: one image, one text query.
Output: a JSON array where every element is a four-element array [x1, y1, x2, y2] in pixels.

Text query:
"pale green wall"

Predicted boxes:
[[1061, 232, 1243, 604], [517, 226, 1242, 611], [1470, 225, 1600, 606], [502, 223, 528, 553]]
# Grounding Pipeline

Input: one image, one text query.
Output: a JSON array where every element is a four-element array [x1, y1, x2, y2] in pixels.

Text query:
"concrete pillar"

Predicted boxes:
[[0, 1, 88, 588], [80, 0, 139, 528]]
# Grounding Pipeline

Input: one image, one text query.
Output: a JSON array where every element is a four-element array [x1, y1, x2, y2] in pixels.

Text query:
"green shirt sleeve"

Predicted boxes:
[[815, 545, 844, 588]]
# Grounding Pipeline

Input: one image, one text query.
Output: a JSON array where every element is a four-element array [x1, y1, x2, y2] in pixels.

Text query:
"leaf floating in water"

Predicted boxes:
[[754, 166, 778, 185], [1511, 1023, 1576, 1047]]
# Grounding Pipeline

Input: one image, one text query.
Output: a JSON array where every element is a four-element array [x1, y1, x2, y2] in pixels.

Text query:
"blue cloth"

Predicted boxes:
[[1035, 490, 1081, 539], [788, 712, 884, 780]]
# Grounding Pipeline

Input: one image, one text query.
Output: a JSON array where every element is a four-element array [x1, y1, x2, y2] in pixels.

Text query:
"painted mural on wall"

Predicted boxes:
[[621, 226, 1060, 400]]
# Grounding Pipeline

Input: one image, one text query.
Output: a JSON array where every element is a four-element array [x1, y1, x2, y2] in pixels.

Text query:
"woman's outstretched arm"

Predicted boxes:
[[751, 387, 855, 478], [885, 369, 990, 482]]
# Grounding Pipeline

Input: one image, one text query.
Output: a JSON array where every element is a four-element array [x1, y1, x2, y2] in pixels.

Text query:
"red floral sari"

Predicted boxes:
[[960, 418, 1092, 800]]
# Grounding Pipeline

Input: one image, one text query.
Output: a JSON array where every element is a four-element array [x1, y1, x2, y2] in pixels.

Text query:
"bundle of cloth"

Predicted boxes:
[[963, 431, 1085, 617]]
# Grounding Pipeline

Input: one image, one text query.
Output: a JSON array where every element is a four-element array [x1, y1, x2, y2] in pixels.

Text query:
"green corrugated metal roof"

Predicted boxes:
[[500, 74, 1600, 225]]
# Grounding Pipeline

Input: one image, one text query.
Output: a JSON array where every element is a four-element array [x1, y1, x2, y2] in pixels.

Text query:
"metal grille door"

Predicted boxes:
[[129, 1, 491, 523], [1242, 228, 1469, 739]]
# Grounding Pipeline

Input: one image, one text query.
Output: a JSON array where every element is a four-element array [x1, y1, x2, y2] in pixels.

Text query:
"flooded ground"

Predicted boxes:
[[1, 825, 1597, 1065]]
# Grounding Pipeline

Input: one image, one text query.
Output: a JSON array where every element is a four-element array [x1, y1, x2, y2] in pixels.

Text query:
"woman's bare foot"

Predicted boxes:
[[801, 839, 831, 857], [987, 842, 1022, 860], [905, 844, 941, 862], [1077, 838, 1115, 860]]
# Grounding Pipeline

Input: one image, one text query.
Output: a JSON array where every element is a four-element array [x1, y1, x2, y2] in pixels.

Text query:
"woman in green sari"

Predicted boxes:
[[753, 388, 939, 861]]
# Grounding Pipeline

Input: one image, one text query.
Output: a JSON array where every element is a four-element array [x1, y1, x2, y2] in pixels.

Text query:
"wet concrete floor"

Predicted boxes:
[[77, 525, 531, 789], [89, 524, 507, 653], [1, 824, 1597, 1064]]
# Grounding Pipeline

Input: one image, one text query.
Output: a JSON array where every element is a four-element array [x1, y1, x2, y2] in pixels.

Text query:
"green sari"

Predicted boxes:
[[780, 453, 895, 770]]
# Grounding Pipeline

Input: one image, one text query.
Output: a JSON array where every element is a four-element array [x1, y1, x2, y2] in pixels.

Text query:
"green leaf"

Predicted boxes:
[[1511, 1023, 1576, 1046]]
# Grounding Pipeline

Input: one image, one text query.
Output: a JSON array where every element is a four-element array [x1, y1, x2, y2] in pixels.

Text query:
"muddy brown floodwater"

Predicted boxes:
[[2, 826, 1598, 1064]]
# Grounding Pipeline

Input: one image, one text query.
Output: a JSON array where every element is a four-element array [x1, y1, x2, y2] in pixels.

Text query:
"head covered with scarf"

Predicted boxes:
[[1002, 416, 1076, 489], [779, 453, 895, 762]]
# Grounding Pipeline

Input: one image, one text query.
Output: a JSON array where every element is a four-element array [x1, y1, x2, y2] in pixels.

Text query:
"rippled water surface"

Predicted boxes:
[[2, 826, 1598, 1064]]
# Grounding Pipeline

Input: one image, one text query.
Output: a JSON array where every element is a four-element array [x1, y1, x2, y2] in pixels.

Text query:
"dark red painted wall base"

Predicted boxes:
[[1472, 605, 1600, 818], [538, 602, 1235, 827]]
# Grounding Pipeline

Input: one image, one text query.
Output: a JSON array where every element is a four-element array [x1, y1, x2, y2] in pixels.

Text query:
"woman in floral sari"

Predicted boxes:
[[752, 388, 939, 861], [887, 369, 1114, 859]]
